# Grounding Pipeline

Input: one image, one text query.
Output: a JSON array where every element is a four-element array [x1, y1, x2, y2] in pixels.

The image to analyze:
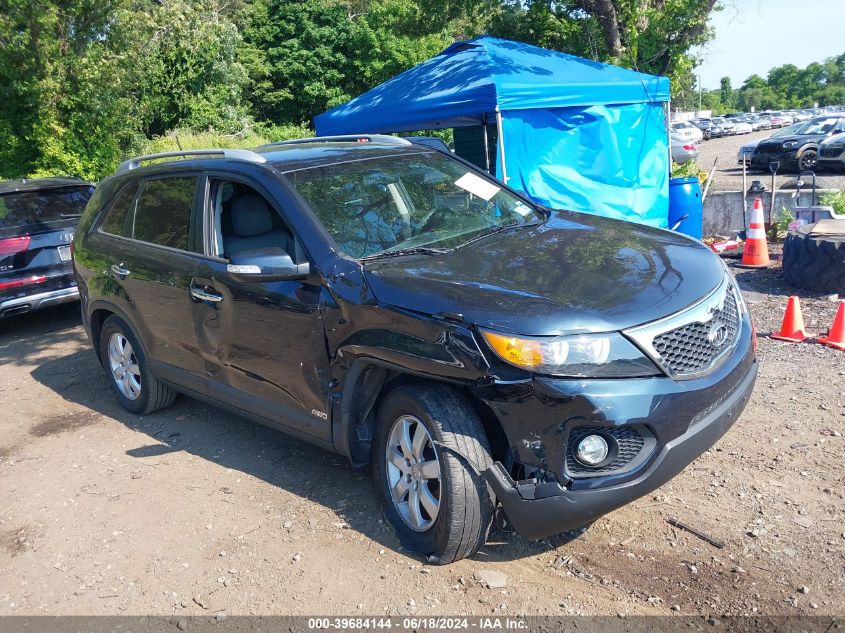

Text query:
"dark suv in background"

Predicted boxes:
[[751, 115, 845, 172], [73, 138, 757, 564], [1, 177, 94, 318]]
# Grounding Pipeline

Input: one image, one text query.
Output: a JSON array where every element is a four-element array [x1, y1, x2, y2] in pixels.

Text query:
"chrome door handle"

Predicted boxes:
[[111, 264, 130, 277], [190, 285, 223, 303]]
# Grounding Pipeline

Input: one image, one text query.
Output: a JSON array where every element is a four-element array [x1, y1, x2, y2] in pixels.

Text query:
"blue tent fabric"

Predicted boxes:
[[314, 36, 670, 227], [500, 104, 669, 226]]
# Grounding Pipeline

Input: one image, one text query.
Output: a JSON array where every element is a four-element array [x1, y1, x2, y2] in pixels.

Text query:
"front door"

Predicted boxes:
[[189, 175, 332, 442]]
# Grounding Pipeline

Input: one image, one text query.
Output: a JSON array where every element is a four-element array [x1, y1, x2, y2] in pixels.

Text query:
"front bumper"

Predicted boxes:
[[751, 149, 798, 170], [477, 319, 757, 541]]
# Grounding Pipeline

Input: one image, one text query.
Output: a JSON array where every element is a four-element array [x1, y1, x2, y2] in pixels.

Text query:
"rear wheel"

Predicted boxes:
[[99, 315, 177, 415], [373, 384, 495, 564]]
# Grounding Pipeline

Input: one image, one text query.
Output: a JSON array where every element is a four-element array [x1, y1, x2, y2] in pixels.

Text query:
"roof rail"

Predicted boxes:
[[117, 149, 267, 173], [269, 134, 412, 147]]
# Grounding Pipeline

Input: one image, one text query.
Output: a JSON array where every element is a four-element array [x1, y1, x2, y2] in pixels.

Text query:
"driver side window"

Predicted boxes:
[[209, 180, 294, 260]]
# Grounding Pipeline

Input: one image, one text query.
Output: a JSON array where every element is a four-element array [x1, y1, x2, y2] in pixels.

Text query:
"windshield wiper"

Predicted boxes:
[[455, 219, 540, 249], [360, 246, 450, 262]]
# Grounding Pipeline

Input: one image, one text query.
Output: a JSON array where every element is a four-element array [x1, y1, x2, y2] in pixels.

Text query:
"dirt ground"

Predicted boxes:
[[0, 259, 843, 618]]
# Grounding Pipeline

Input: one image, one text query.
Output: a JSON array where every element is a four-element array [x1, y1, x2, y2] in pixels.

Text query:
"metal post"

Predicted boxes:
[[768, 163, 779, 226], [495, 108, 508, 183], [742, 158, 747, 230], [482, 116, 490, 174], [667, 100, 673, 175]]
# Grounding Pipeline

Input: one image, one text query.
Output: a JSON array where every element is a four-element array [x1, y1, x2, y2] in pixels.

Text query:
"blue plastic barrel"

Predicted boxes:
[[668, 177, 703, 239]]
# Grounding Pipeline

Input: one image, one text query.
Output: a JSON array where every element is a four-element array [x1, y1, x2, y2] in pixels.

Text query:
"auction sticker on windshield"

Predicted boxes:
[[455, 172, 500, 201]]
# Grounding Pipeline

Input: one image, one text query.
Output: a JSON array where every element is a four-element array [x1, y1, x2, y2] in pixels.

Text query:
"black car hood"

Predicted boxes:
[[758, 133, 826, 148], [362, 212, 725, 336]]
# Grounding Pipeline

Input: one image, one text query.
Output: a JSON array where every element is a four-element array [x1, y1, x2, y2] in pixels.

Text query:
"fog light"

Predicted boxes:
[[575, 434, 608, 466]]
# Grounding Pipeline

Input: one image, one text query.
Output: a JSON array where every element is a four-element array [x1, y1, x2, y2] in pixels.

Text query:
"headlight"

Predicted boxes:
[[782, 141, 799, 150], [480, 329, 659, 378]]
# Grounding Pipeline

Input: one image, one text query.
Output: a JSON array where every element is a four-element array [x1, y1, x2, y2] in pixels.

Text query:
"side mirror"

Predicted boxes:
[[226, 247, 311, 282]]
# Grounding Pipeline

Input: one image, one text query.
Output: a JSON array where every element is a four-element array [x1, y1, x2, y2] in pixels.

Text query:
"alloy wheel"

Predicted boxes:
[[799, 150, 818, 171], [108, 332, 142, 400], [385, 415, 442, 532]]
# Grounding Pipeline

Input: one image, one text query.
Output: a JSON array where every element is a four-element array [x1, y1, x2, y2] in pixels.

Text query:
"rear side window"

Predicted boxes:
[[132, 177, 196, 251], [0, 186, 94, 230], [100, 181, 139, 238]]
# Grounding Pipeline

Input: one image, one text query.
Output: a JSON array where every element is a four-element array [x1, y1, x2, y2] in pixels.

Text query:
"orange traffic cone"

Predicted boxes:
[[738, 197, 770, 268], [770, 296, 811, 342], [818, 301, 845, 351]]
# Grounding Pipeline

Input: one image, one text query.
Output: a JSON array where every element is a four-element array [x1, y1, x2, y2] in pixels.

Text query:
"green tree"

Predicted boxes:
[[719, 76, 733, 109]]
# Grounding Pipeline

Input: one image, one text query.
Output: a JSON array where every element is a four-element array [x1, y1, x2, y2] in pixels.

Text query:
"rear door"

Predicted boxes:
[[94, 174, 207, 379], [0, 185, 93, 301]]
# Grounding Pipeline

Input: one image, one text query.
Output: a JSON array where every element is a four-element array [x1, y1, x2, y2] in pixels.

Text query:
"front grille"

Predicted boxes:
[[652, 288, 739, 375], [624, 276, 743, 380], [652, 289, 739, 375], [565, 426, 645, 477], [821, 144, 843, 158]]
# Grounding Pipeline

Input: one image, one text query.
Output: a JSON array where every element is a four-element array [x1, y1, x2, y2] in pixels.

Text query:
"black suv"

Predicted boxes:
[[1, 178, 94, 318], [73, 138, 757, 563], [751, 115, 845, 172]]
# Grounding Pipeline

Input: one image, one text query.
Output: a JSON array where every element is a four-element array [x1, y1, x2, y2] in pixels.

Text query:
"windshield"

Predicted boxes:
[[286, 152, 543, 259], [794, 117, 840, 135], [771, 123, 803, 138]]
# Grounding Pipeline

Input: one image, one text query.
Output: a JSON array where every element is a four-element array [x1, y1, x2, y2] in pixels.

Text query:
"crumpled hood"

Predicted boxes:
[[361, 212, 724, 336]]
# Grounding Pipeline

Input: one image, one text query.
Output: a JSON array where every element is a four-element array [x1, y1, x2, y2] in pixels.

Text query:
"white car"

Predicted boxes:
[[671, 121, 704, 143], [734, 121, 753, 134]]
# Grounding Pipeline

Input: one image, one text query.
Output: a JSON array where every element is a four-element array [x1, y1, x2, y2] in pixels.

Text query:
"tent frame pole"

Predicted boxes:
[[495, 108, 507, 183], [482, 115, 490, 173]]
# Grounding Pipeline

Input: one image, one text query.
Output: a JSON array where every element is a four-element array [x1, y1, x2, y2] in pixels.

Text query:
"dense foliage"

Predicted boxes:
[[1, 0, 730, 180], [690, 55, 845, 115]]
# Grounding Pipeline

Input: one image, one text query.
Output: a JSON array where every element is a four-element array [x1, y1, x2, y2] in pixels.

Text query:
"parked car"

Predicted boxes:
[[818, 131, 845, 170], [713, 117, 737, 135], [671, 121, 704, 143], [671, 133, 699, 164], [764, 112, 791, 127], [751, 115, 845, 172], [1, 177, 94, 318], [691, 119, 723, 139], [733, 120, 753, 135], [745, 115, 771, 131], [72, 138, 758, 563], [737, 139, 759, 166]]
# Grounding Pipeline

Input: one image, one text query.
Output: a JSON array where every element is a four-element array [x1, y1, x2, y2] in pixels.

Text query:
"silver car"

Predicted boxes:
[[671, 133, 700, 164], [818, 131, 845, 170]]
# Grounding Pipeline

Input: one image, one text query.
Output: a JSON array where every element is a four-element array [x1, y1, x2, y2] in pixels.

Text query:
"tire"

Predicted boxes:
[[797, 148, 819, 172], [782, 225, 845, 295], [373, 383, 495, 564], [99, 315, 177, 415]]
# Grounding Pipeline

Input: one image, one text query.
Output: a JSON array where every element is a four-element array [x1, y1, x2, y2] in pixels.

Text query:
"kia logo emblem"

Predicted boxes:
[[707, 323, 729, 348]]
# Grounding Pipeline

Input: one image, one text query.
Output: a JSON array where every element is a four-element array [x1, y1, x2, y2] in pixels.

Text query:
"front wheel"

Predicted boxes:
[[373, 384, 495, 564], [797, 148, 818, 171]]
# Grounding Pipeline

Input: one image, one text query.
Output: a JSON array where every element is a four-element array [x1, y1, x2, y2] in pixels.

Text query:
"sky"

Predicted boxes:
[[695, 0, 845, 90]]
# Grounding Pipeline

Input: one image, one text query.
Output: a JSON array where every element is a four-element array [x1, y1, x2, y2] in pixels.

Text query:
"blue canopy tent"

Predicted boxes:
[[314, 36, 671, 227]]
